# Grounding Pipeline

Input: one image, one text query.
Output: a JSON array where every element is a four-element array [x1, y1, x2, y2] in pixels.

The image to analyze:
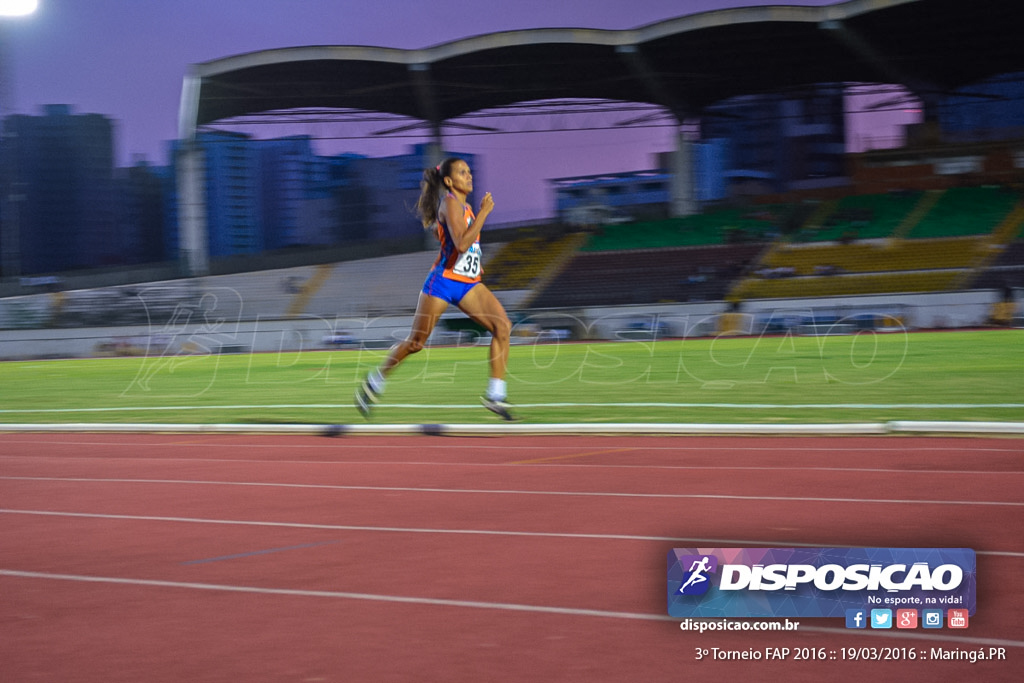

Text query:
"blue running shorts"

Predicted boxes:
[[421, 267, 479, 305]]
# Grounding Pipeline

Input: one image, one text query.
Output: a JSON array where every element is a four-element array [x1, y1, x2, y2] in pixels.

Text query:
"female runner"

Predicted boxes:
[[355, 157, 515, 420]]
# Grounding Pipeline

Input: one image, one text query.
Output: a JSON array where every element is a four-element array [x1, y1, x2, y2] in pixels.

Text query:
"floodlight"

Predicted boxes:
[[0, 1, 38, 18]]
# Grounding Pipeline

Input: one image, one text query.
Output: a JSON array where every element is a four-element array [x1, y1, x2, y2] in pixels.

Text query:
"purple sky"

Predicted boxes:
[[3, 0, 918, 220]]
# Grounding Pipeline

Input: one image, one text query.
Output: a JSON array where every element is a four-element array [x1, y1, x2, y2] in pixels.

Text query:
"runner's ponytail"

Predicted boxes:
[[417, 158, 460, 228]]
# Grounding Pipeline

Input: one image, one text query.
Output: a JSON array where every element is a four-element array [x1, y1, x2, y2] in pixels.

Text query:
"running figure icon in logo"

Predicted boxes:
[[678, 555, 718, 595]]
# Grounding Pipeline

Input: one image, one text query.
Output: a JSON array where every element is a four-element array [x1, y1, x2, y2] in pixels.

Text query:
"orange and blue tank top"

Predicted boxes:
[[432, 193, 483, 283]]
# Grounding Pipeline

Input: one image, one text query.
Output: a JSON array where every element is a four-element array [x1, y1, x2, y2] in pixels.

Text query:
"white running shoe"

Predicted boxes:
[[355, 375, 381, 419], [481, 396, 518, 421]]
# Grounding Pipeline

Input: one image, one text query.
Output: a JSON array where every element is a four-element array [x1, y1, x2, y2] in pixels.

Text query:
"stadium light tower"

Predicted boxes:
[[0, 0, 37, 111], [1, 0, 38, 282]]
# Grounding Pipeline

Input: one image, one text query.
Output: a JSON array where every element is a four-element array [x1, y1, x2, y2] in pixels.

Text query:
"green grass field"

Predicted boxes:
[[0, 329, 1021, 425]]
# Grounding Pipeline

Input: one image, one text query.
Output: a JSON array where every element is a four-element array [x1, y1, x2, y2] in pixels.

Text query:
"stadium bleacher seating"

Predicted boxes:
[[578, 208, 783, 252], [969, 240, 1024, 290], [729, 185, 1022, 300], [529, 244, 765, 308], [296, 250, 441, 317], [0, 253, 443, 329], [755, 237, 993, 276], [794, 191, 924, 243], [907, 186, 1020, 239], [55, 282, 203, 328], [729, 270, 967, 300], [484, 233, 586, 291], [4, 185, 1020, 331]]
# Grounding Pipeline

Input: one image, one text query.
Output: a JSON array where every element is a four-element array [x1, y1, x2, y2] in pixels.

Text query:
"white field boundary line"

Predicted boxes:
[[0, 422, 889, 435], [1, 422, 1024, 435], [1, 402, 1023, 413], [4, 477, 1023, 507], [1, 569, 1022, 649], [3, 509, 1022, 558]]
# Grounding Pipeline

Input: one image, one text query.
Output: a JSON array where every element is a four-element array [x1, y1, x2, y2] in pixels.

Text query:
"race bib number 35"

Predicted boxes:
[[453, 243, 482, 279]]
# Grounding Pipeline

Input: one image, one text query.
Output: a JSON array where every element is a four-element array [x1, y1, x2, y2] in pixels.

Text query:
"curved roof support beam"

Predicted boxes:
[[614, 45, 696, 217], [177, 67, 208, 276], [181, 0, 1020, 131], [178, 69, 202, 142], [408, 63, 443, 167], [614, 44, 691, 123], [819, 18, 939, 120]]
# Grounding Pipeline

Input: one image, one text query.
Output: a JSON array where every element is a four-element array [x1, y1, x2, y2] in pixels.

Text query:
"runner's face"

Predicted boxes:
[[446, 161, 473, 195]]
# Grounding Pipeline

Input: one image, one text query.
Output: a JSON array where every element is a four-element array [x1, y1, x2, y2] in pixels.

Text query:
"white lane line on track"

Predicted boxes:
[[1, 568, 1022, 649], [3, 476, 1022, 507], [1, 438, 1020, 454], [2, 509, 1022, 558], [2, 455, 1019, 476], [0, 569, 662, 621]]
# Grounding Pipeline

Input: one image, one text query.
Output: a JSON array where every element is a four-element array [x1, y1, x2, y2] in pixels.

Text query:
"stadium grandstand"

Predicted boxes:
[[2, 0, 1023, 356]]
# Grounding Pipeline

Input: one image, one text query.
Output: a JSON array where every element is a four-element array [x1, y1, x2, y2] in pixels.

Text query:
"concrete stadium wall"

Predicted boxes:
[[0, 289, 1014, 361]]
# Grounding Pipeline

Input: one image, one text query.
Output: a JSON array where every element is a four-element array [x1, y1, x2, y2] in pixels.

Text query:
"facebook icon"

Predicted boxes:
[[845, 609, 867, 629]]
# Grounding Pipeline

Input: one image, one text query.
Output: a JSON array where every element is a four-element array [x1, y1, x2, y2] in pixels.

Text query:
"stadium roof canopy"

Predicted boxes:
[[180, 0, 1023, 138]]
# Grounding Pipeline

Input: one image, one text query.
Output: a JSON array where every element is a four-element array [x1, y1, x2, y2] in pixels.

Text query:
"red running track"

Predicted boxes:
[[1, 433, 1022, 682]]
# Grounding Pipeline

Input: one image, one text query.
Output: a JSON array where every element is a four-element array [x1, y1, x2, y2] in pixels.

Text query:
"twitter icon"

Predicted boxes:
[[870, 609, 893, 629]]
